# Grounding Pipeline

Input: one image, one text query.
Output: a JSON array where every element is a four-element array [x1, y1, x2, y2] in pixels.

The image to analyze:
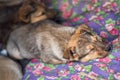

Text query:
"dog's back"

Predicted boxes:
[[0, 56, 22, 80], [7, 20, 75, 64]]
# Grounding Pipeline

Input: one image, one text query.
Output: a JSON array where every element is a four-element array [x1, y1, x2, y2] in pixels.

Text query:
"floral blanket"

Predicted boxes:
[[23, 0, 120, 80], [47, 0, 120, 42]]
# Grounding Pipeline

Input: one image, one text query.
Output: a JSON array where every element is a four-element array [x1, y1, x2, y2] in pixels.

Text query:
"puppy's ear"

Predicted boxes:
[[17, 0, 35, 23], [76, 24, 90, 34], [63, 48, 71, 59], [63, 47, 79, 61]]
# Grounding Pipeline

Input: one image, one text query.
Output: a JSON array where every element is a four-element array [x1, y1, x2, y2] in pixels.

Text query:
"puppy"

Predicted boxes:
[[0, 0, 56, 47], [0, 56, 22, 80], [63, 25, 110, 62], [7, 20, 111, 64], [16, 0, 57, 23]]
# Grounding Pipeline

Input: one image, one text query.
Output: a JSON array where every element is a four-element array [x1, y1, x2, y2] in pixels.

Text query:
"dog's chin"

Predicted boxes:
[[80, 58, 90, 62], [79, 52, 98, 62]]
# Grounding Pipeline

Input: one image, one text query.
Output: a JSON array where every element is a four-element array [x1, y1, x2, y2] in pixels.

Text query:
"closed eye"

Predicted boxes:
[[79, 48, 95, 60], [82, 30, 93, 36], [88, 48, 94, 54], [86, 32, 93, 36]]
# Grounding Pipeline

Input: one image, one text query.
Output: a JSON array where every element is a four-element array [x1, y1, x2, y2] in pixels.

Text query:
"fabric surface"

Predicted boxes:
[[47, 0, 120, 42], [0, 0, 120, 80]]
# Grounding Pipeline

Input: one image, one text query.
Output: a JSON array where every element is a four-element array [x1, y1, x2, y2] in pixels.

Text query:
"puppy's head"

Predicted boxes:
[[17, 0, 57, 23], [63, 24, 110, 62]]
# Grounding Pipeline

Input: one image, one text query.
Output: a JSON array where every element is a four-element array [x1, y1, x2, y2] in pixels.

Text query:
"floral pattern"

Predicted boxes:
[[48, 0, 120, 42], [22, 0, 120, 80]]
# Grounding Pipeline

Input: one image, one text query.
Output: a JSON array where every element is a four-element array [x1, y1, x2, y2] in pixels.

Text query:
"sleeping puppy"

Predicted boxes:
[[7, 20, 110, 64], [16, 0, 57, 23], [0, 56, 22, 80], [63, 25, 111, 62]]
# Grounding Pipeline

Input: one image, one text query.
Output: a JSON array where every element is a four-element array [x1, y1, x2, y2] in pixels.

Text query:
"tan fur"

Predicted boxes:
[[17, 0, 57, 23], [65, 24, 91, 50], [7, 20, 109, 64], [0, 56, 22, 80]]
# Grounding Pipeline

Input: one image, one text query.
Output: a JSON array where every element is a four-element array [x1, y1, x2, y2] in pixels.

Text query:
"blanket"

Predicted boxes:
[[0, 0, 120, 80], [45, 0, 120, 41]]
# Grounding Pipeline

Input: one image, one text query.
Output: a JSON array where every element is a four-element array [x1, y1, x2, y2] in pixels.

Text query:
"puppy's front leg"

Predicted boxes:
[[80, 52, 100, 62], [49, 59, 67, 64], [7, 39, 23, 59]]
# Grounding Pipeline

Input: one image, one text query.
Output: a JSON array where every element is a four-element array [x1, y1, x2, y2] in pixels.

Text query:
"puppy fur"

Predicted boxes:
[[0, 56, 22, 80], [16, 0, 57, 23], [7, 20, 109, 64]]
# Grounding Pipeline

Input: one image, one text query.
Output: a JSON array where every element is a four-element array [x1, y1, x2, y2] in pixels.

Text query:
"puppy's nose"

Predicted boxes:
[[105, 43, 113, 51]]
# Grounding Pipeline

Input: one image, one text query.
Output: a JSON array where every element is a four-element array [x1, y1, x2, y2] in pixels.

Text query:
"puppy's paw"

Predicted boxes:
[[80, 58, 90, 62]]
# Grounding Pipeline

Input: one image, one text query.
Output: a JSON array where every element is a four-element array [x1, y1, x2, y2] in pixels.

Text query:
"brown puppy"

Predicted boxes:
[[0, 56, 22, 80], [7, 20, 110, 64], [16, 0, 57, 23]]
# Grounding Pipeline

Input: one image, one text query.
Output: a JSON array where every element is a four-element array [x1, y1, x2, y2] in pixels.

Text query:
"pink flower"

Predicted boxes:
[[107, 69, 114, 73], [71, 75, 81, 80], [86, 4, 94, 11], [114, 73, 120, 80], [110, 28, 119, 35], [91, 0, 97, 3], [95, 63, 106, 68], [116, 58, 120, 61], [34, 63, 44, 69], [95, 8, 101, 13], [105, 23, 114, 31], [103, 2, 111, 7], [45, 76, 58, 79], [60, 2, 69, 11], [31, 59, 39, 63], [74, 64, 85, 71], [68, 62, 74, 66], [33, 69, 43, 75], [89, 71, 98, 77], [112, 38, 119, 44], [111, 2, 117, 7], [62, 9, 73, 19], [96, 16, 103, 20], [117, 46, 120, 48], [100, 31, 108, 38], [58, 69, 69, 76], [70, 17, 80, 22], [99, 57, 112, 63], [83, 18, 88, 22], [72, 0, 79, 5], [26, 66, 32, 71], [43, 66, 51, 71], [84, 77, 89, 80], [117, 21, 120, 25]]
